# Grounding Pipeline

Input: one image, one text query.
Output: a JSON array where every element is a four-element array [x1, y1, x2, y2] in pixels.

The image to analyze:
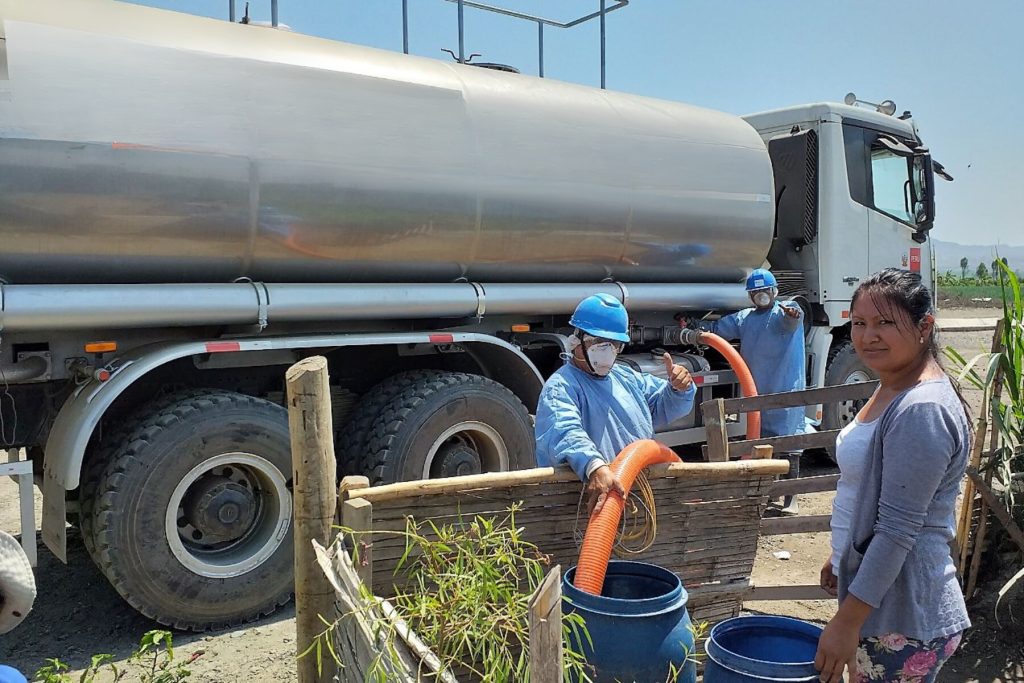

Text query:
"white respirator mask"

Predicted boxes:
[[751, 287, 776, 309], [564, 333, 621, 376], [584, 341, 619, 377]]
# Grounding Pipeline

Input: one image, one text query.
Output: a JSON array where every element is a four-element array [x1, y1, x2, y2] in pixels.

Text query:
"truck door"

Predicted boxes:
[[842, 123, 935, 288]]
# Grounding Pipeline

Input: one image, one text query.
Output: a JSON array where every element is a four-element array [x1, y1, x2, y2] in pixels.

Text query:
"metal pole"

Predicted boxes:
[[271, 0, 278, 27], [402, 0, 409, 54], [458, 0, 465, 62], [229, 0, 235, 22], [538, 22, 544, 77], [600, 0, 606, 89]]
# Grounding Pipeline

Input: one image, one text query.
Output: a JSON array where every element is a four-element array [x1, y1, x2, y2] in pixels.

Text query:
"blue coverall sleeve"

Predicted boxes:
[[775, 302, 803, 331], [637, 372, 697, 430], [534, 379, 604, 481], [710, 312, 743, 340]]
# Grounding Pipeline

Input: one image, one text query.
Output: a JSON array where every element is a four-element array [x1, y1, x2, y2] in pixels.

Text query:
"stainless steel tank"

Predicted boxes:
[[0, 0, 774, 285]]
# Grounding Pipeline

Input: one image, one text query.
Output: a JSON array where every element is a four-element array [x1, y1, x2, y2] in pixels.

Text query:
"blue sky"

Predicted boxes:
[[131, 0, 1022, 246]]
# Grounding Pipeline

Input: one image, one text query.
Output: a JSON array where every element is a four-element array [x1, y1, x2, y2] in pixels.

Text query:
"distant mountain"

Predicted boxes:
[[932, 239, 1024, 276]]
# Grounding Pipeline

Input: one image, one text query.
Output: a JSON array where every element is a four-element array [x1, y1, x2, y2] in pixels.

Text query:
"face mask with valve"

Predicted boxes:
[[565, 333, 622, 376], [751, 288, 776, 308]]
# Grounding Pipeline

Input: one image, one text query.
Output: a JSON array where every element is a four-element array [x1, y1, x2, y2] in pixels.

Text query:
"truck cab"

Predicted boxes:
[[743, 100, 944, 433]]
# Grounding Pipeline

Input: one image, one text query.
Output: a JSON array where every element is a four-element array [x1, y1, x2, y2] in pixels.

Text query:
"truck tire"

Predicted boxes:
[[91, 390, 293, 630], [336, 370, 444, 475], [364, 373, 535, 485], [821, 341, 877, 459], [79, 388, 209, 560]]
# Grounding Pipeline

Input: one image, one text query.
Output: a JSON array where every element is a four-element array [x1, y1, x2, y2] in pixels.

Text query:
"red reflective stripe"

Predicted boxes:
[[429, 334, 455, 344], [692, 376, 705, 386], [205, 341, 241, 353]]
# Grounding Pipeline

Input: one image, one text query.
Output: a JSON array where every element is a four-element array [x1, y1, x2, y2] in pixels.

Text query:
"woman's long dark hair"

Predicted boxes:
[[850, 268, 971, 421]]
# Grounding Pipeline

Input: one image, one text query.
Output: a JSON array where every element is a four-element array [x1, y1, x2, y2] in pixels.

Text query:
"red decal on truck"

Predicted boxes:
[[909, 247, 921, 273], [429, 334, 455, 344]]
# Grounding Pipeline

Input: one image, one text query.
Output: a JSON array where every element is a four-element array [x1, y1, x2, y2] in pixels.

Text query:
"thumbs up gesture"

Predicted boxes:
[[662, 352, 693, 392]]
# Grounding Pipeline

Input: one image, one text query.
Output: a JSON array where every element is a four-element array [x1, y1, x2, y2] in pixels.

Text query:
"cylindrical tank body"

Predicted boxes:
[[563, 561, 697, 683], [0, 0, 773, 285]]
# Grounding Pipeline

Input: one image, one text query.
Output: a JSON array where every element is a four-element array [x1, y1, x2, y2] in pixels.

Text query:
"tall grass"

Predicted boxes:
[[944, 260, 1024, 616]]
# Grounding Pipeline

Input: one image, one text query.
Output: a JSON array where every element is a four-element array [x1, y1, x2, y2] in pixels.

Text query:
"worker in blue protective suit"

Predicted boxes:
[[535, 294, 697, 515], [706, 268, 806, 513]]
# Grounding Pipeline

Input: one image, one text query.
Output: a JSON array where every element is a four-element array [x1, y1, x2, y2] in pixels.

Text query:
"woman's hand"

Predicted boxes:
[[814, 595, 871, 683], [814, 615, 859, 683], [820, 556, 838, 597]]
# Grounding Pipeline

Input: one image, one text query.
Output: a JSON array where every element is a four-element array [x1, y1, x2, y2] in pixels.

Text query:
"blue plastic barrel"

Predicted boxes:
[[704, 615, 823, 682], [563, 561, 697, 683]]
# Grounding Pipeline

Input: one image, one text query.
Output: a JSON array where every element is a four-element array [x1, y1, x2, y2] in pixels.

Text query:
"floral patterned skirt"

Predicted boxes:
[[853, 632, 962, 682]]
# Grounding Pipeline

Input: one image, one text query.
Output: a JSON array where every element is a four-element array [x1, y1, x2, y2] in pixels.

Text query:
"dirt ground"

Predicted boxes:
[[1, 308, 1021, 681]]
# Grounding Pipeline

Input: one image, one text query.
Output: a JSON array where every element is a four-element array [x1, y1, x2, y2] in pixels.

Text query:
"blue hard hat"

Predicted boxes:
[[569, 294, 630, 343], [745, 268, 777, 291]]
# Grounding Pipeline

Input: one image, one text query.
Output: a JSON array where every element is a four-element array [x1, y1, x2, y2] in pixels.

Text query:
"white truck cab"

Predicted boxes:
[[744, 98, 947, 433]]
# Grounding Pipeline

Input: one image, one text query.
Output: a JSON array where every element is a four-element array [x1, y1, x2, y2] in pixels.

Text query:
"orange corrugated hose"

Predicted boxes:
[[573, 440, 681, 595], [697, 331, 760, 442]]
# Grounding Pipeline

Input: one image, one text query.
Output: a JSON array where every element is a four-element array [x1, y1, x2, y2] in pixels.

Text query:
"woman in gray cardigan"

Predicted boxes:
[[815, 269, 971, 683]]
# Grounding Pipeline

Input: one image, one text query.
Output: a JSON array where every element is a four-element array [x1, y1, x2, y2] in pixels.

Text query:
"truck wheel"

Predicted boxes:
[[91, 390, 293, 630], [79, 389, 209, 560], [821, 341, 877, 459], [335, 370, 443, 476], [364, 373, 535, 485]]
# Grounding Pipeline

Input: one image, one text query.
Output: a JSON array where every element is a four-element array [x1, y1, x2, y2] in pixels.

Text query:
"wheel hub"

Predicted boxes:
[[182, 476, 257, 543], [434, 442, 482, 478]]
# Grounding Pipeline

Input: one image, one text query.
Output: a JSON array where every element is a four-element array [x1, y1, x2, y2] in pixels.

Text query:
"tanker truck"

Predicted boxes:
[[0, 0, 945, 629]]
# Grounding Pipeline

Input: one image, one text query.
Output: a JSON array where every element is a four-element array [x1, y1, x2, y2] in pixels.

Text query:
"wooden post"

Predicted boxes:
[[287, 356, 339, 683], [752, 445, 773, 459], [703, 398, 730, 462], [966, 320, 1006, 595], [342, 498, 374, 590], [528, 565, 563, 683], [958, 321, 1002, 575]]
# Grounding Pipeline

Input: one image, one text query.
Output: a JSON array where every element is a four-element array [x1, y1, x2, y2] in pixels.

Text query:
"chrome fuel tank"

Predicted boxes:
[[0, 0, 774, 285]]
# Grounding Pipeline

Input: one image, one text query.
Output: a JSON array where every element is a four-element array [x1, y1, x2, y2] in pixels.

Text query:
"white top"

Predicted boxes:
[[831, 416, 879, 572]]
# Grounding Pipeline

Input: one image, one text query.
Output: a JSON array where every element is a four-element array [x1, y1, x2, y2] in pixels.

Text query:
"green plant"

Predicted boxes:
[[34, 631, 195, 683], [945, 259, 1024, 618], [946, 261, 1024, 514], [308, 504, 594, 682]]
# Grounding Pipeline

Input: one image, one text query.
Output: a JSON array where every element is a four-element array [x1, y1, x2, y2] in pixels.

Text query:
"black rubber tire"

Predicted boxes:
[[364, 372, 535, 485], [91, 389, 293, 631], [821, 341, 877, 460], [335, 370, 445, 476], [79, 389, 210, 561]]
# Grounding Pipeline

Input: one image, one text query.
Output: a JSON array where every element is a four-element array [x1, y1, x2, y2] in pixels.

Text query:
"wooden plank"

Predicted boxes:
[[342, 498, 374, 589], [716, 430, 842, 459], [346, 461, 785, 503], [767, 474, 840, 498], [967, 468, 1024, 554], [287, 356, 339, 683], [760, 514, 832, 535], [747, 584, 833, 601], [702, 398, 731, 462], [720, 381, 878, 413], [528, 566, 563, 683], [752, 445, 773, 459]]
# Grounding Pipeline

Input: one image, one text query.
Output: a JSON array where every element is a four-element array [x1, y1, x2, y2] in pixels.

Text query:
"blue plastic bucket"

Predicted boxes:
[[704, 615, 822, 682], [563, 561, 697, 683]]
